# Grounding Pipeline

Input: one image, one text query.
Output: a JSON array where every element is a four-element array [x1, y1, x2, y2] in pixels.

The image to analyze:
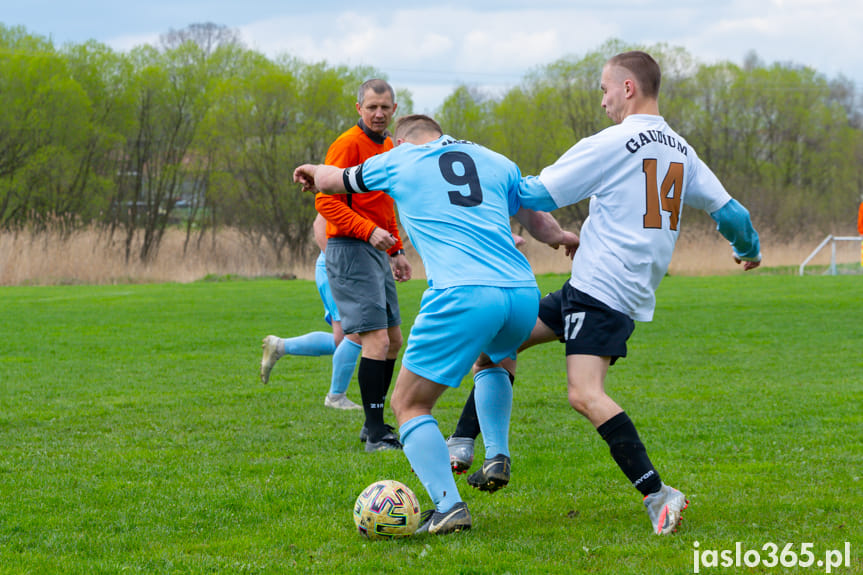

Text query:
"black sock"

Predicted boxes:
[[358, 357, 389, 441], [597, 412, 662, 496], [453, 372, 515, 440], [453, 386, 481, 439], [384, 358, 397, 397]]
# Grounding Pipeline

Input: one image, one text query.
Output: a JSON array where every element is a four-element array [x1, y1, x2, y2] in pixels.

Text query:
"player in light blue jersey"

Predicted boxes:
[[505, 51, 759, 536], [259, 214, 363, 410], [294, 114, 578, 535]]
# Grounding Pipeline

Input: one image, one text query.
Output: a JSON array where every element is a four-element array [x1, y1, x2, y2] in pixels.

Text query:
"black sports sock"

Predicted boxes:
[[453, 372, 515, 440], [383, 358, 397, 397], [453, 386, 481, 439], [597, 411, 662, 496], [358, 357, 389, 442]]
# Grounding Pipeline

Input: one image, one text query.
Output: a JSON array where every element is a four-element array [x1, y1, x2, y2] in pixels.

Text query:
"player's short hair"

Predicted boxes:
[[358, 79, 396, 105], [394, 114, 443, 142], [607, 51, 661, 99]]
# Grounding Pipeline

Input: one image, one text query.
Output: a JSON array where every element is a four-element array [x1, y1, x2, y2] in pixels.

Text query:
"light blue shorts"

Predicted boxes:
[[315, 252, 340, 326], [402, 285, 540, 388]]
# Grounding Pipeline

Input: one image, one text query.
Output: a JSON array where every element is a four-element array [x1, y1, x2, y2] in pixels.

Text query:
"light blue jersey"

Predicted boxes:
[[341, 132, 543, 518], [344, 135, 536, 289]]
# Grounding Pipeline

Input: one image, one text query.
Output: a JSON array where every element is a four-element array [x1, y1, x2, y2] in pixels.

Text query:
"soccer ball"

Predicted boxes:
[[353, 479, 421, 540]]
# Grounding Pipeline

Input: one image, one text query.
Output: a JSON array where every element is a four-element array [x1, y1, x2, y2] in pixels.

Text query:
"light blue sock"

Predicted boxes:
[[329, 338, 361, 395], [474, 367, 513, 459], [400, 415, 462, 513], [282, 331, 336, 356]]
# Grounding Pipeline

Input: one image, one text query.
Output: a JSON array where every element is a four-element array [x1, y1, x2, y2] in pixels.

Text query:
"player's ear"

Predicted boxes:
[[355, 102, 362, 115]]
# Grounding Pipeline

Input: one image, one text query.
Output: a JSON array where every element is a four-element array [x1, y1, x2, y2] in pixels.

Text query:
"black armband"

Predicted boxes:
[[342, 164, 369, 193]]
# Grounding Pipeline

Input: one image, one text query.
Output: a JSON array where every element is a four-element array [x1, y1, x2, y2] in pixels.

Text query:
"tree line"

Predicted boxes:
[[2, 25, 861, 264]]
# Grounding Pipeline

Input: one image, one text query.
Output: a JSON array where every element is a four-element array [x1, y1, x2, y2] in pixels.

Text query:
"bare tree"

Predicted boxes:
[[159, 23, 243, 56]]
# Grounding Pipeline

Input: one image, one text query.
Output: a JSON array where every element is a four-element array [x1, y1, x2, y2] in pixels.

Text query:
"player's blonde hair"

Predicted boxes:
[[607, 51, 661, 99]]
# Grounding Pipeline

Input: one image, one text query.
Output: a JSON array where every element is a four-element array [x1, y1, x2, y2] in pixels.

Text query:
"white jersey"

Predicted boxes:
[[519, 114, 731, 321]]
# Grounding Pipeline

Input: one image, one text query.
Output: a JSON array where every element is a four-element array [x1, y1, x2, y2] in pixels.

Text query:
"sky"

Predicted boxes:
[[5, 0, 863, 113]]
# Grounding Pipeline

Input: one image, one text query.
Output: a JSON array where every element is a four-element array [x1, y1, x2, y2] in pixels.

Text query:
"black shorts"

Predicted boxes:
[[537, 280, 635, 365]]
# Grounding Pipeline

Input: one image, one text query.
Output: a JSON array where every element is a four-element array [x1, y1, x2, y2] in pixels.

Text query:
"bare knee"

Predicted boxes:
[[565, 355, 617, 425], [360, 329, 390, 359], [567, 387, 590, 416], [567, 383, 624, 428], [387, 326, 403, 356], [567, 386, 607, 418]]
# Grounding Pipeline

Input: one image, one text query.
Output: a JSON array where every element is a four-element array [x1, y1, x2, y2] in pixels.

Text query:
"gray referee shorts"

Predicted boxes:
[[325, 237, 401, 335]]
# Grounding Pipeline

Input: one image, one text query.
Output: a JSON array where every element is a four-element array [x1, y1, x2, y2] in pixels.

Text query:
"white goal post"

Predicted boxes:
[[799, 235, 863, 276]]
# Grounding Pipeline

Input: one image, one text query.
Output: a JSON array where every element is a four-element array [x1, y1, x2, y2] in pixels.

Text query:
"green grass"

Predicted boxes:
[[1, 274, 861, 574]]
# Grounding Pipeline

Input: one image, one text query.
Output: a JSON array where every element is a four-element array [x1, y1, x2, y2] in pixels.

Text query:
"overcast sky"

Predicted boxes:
[[5, 0, 863, 113]]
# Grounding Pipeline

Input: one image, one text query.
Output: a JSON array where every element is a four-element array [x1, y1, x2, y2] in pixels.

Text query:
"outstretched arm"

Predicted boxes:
[[710, 198, 762, 271], [299, 163, 397, 253], [293, 164, 347, 195], [514, 208, 580, 258]]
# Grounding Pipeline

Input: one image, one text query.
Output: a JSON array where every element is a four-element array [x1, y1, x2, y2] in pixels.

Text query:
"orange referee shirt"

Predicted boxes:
[[315, 121, 404, 255]]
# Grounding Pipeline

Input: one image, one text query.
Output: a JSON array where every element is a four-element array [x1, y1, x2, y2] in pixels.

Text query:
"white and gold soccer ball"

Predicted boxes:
[[353, 479, 421, 540]]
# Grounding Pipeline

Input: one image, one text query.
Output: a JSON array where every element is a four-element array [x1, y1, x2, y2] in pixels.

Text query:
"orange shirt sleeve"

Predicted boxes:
[[858, 202, 863, 236], [316, 128, 377, 241], [315, 194, 377, 242], [315, 125, 403, 253]]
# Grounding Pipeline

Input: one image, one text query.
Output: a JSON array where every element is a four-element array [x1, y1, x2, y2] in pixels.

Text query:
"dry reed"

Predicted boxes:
[[0, 228, 307, 286], [0, 226, 860, 286]]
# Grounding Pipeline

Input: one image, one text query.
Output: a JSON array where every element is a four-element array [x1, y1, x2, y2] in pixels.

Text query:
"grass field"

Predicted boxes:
[[1, 273, 861, 574]]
